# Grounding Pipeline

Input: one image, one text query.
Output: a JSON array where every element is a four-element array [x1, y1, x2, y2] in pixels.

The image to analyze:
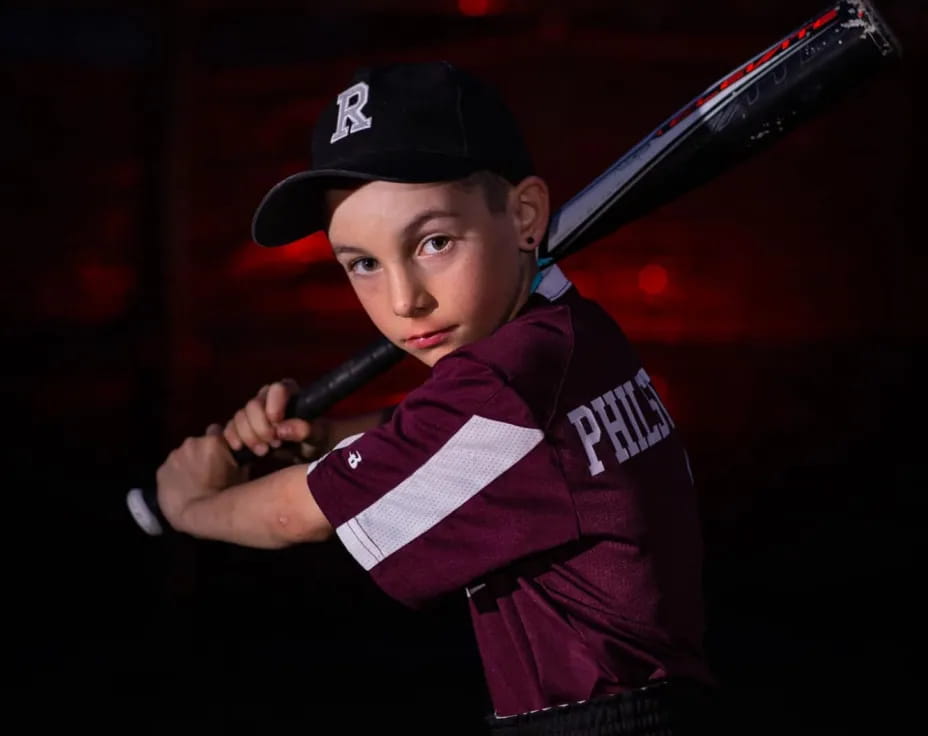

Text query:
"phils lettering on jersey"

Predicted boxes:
[[567, 368, 675, 476]]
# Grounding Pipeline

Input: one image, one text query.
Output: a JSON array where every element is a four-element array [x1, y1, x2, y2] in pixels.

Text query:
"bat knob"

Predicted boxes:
[[126, 487, 165, 536]]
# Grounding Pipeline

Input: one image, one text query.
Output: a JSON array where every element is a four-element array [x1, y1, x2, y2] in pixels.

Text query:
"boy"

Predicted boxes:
[[157, 61, 718, 734]]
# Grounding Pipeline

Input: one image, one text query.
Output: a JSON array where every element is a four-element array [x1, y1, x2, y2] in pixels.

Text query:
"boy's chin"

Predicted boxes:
[[410, 346, 453, 367], [400, 340, 463, 367]]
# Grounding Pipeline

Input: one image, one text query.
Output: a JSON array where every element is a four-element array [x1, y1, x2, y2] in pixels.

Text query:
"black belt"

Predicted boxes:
[[485, 679, 720, 736]]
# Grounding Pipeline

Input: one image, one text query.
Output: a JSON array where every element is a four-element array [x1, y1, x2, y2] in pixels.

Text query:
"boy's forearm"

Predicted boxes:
[[178, 464, 333, 548]]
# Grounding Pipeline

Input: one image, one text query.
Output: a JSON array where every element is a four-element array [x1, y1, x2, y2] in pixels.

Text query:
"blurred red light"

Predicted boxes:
[[228, 231, 333, 278], [75, 264, 136, 322], [458, 0, 491, 17], [638, 264, 669, 296], [650, 373, 670, 400]]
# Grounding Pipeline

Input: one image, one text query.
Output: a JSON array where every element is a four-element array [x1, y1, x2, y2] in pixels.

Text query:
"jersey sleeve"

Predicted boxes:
[[306, 353, 579, 608]]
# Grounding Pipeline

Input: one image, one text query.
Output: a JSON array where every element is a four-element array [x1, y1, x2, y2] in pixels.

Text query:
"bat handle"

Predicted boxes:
[[126, 336, 405, 536], [126, 486, 167, 536]]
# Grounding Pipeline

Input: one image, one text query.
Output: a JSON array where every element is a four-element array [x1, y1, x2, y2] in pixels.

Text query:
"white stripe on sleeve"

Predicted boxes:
[[336, 416, 544, 571]]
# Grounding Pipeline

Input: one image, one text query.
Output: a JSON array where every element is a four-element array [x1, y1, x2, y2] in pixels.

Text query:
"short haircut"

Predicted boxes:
[[454, 170, 511, 214], [322, 170, 513, 232]]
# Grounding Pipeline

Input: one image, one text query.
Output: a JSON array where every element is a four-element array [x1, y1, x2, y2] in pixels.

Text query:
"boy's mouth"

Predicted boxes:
[[404, 326, 457, 350]]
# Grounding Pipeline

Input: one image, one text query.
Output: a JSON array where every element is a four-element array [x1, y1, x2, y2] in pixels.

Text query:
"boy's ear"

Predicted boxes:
[[512, 176, 549, 253]]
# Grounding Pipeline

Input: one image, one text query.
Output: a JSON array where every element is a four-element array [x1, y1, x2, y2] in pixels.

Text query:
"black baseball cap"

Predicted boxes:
[[251, 61, 534, 247]]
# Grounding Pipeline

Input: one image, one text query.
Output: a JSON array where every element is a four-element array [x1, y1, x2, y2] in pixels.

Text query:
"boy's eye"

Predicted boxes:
[[421, 236, 452, 255], [348, 257, 379, 274]]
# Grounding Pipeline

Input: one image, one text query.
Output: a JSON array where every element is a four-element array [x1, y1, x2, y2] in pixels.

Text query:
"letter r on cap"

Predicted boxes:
[[331, 82, 373, 143]]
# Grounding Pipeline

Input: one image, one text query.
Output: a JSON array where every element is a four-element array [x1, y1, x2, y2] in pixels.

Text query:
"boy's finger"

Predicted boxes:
[[234, 408, 268, 455], [266, 381, 293, 424], [223, 420, 243, 451], [205, 423, 223, 437], [275, 418, 312, 443], [244, 398, 277, 446]]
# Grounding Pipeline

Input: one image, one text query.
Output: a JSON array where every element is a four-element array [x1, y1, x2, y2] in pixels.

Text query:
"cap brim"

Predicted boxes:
[[251, 169, 375, 248], [251, 154, 488, 247]]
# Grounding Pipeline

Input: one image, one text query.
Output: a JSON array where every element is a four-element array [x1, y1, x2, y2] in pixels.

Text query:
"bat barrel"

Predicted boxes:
[[545, 0, 903, 260]]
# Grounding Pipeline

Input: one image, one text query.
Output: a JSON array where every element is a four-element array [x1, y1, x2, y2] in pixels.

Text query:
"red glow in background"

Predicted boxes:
[[5, 1, 924, 732]]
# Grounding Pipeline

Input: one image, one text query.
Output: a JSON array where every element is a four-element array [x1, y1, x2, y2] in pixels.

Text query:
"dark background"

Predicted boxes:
[[5, 1, 925, 733]]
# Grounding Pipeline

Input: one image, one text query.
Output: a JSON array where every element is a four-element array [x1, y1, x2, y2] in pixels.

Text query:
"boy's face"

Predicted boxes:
[[325, 177, 545, 366]]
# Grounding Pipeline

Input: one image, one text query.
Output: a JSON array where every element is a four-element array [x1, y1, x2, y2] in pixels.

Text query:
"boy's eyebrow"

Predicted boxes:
[[331, 209, 462, 255], [399, 208, 461, 240], [331, 244, 369, 256]]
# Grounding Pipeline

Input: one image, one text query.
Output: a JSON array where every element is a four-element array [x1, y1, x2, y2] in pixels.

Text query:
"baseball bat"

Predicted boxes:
[[127, 0, 901, 535]]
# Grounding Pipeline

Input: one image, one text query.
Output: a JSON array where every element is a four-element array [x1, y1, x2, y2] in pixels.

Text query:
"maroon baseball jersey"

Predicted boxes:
[[308, 265, 714, 717]]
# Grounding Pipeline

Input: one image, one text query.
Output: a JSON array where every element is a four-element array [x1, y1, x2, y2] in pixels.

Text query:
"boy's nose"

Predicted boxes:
[[389, 269, 435, 318]]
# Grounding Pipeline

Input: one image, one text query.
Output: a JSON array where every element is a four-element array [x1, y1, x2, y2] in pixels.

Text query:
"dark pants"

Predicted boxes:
[[485, 679, 723, 736]]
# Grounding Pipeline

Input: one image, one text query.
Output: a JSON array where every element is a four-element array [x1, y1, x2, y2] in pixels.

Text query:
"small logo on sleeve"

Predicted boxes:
[[347, 451, 362, 469]]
